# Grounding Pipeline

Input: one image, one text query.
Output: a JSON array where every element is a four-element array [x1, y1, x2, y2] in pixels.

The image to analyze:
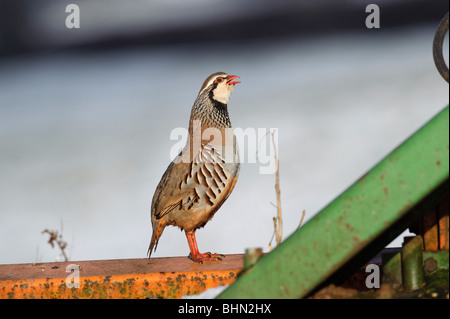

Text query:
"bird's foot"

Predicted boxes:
[[188, 252, 225, 263]]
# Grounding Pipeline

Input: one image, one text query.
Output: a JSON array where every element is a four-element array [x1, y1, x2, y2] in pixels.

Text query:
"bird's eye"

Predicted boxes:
[[215, 77, 224, 83]]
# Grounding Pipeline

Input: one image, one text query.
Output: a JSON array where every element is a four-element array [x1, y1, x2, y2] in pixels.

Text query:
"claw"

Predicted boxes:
[[185, 231, 225, 263], [188, 252, 224, 263]]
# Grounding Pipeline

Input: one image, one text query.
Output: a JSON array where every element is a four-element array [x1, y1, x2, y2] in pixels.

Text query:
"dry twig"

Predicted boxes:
[[42, 222, 69, 262], [267, 132, 307, 251], [272, 131, 283, 247], [298, 209, 306, 229]]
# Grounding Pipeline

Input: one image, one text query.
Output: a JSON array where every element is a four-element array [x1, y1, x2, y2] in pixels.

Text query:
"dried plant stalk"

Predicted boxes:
[[42, 226, 69, 262], [267, 132, 307, 251], [272, 131, 283, 246]]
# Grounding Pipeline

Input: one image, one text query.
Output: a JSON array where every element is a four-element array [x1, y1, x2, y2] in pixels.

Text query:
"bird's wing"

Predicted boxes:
[[152, 143, 237, 220], [152, 160, 192, 219], [184, 144, 230, 207]]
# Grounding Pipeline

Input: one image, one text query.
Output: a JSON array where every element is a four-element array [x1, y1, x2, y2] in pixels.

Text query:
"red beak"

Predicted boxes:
[[226, 75, 240, 85]]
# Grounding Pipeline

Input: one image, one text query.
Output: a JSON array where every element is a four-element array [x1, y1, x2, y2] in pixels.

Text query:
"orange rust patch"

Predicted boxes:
[[0, 255, 243, 299]]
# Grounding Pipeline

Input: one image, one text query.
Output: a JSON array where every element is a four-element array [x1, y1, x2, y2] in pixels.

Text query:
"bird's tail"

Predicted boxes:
[[147, 235, 158, 258], [147, 222, 165, 258]]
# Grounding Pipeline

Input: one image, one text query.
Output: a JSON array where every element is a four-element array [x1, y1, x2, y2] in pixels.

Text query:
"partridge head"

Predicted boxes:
[[148, 72, 241, 263]]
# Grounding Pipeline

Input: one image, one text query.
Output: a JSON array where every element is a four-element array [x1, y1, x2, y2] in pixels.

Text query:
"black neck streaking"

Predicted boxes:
[[190, 86, 232, 128]]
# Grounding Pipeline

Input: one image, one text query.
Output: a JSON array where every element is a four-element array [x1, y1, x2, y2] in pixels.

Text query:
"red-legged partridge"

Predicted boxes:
[[148, 72, 241, 263]]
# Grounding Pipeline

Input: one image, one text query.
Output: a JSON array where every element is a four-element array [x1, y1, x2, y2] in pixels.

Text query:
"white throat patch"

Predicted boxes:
[[212, 82, 234, 104]]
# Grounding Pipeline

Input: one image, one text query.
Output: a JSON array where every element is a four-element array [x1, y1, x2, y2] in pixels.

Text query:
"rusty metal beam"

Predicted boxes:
[[422, 209, 440, 250], [438, 192, 449, 250], [0, 254, 243, 299]]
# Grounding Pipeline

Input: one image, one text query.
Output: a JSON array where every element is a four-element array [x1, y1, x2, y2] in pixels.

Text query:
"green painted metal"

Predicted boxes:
[[423, 250, 449, 273], [382, 250, 448, 288], [382, 251, 402, 286], [402, 236, 425, 291], [218, 106, 449, 299]]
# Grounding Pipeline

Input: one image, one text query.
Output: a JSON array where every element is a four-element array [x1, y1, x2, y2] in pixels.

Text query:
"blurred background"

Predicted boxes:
[[0, 0, 448, 264]]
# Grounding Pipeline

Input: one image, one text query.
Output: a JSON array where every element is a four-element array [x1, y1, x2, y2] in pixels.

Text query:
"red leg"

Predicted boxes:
[[185, 231, 224, 263]]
